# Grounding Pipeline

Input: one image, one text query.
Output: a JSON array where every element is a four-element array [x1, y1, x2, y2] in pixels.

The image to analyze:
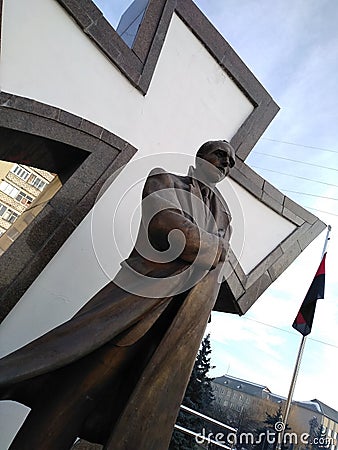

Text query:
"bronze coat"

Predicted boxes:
[[0, 168, 232, 448]]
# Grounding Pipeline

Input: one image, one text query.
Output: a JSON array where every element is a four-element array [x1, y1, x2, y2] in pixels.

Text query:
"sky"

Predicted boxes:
[[93, 0, 338, 410], [191, 0, 338, 411]]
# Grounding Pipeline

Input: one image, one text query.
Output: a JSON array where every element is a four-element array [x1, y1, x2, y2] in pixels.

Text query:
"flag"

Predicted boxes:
[[292, 253, 326, 336]]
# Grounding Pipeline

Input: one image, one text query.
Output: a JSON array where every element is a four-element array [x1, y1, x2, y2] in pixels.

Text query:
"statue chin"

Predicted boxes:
[[204, 167, 225, 184], [195, 161, 225, 184]]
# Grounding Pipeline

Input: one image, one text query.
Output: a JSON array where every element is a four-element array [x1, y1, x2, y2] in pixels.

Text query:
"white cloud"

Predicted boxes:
[[293, 341, 338, 405]]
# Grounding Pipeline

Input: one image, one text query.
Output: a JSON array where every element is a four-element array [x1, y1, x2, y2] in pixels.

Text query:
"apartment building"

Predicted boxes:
[[212, 374, 338, 449], [0, 161, 60, 254], [212, 374, 276, 432]]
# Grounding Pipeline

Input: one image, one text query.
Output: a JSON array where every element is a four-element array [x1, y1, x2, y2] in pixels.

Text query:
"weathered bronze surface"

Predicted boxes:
[[0, 140, 235, 450]]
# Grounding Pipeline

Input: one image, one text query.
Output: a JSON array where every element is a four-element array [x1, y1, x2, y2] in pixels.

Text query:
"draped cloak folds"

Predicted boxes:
[[0, 167, 232, 450]]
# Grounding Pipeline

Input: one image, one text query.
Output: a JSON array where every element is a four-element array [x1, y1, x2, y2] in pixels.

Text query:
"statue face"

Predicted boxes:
[[196, 141, 235, 184]]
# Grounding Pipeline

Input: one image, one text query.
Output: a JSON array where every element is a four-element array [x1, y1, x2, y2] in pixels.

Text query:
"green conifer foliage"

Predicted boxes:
[[169, 334, 215, 450]]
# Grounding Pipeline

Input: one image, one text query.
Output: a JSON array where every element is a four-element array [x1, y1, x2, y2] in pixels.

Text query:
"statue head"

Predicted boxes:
[[195, 140, 235, 184]]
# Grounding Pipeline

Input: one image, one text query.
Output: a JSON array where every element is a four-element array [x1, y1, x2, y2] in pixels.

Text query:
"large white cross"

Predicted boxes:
[[0, 0, 325, 447]]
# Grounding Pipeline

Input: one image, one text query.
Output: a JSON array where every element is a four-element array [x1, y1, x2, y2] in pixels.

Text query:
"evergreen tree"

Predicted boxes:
[[312, 424, 328, 450], [169, 334, 215, 450], [186, 333, 215, 414], [254, 406, 291, 450], [308, 416, 319, 450]]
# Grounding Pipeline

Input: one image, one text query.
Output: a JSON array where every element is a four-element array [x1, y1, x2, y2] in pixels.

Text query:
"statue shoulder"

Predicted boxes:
[[143, 168, 176, 196], [146, 167, 175, 189], [148, 167, 172, 178]]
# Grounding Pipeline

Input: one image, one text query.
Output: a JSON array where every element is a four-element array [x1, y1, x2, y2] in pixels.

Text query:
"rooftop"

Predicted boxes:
[[213, 375, 338, 421], [213, 374, 271, 398], [294, 399, 338, 423]]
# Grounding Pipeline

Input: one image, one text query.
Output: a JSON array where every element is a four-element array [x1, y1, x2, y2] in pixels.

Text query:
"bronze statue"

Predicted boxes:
[[0, 140, 235, 450]]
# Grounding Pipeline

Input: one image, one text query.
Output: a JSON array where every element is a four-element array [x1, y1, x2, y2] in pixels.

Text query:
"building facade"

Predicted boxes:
[[0, 161, 60, 253], [212, 374, 276, 432], [212, 374, 338, 450]]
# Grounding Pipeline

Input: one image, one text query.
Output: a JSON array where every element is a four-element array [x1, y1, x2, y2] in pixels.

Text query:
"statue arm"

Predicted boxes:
[[143, 169, 224, 270], [149, 209, 223, 269]]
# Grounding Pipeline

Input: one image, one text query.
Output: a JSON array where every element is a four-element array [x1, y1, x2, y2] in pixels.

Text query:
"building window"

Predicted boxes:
[[2, 208, 19, 224], [16, 191, 34, 206], [11, 164, 31, 181], [0, 181, 34, 205], [0, 203, 7, 216], [29, 175, 46, 191], [0, 181, 20, 198]]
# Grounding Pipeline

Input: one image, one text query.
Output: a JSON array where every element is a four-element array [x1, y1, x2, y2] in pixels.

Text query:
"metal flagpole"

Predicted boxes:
[[276, 225, 331, 450]]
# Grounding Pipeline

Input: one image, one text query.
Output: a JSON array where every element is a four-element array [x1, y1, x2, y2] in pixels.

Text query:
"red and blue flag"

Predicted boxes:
[[292, 254, 326, 336]]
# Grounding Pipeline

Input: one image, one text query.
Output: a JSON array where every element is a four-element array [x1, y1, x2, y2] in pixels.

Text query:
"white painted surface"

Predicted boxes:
[[0, 0, 284, 446], [221, 179, 296, 274], [0, 0, 252, 153], [0, 0, 258, 349], [0, 161, 295, 355]]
